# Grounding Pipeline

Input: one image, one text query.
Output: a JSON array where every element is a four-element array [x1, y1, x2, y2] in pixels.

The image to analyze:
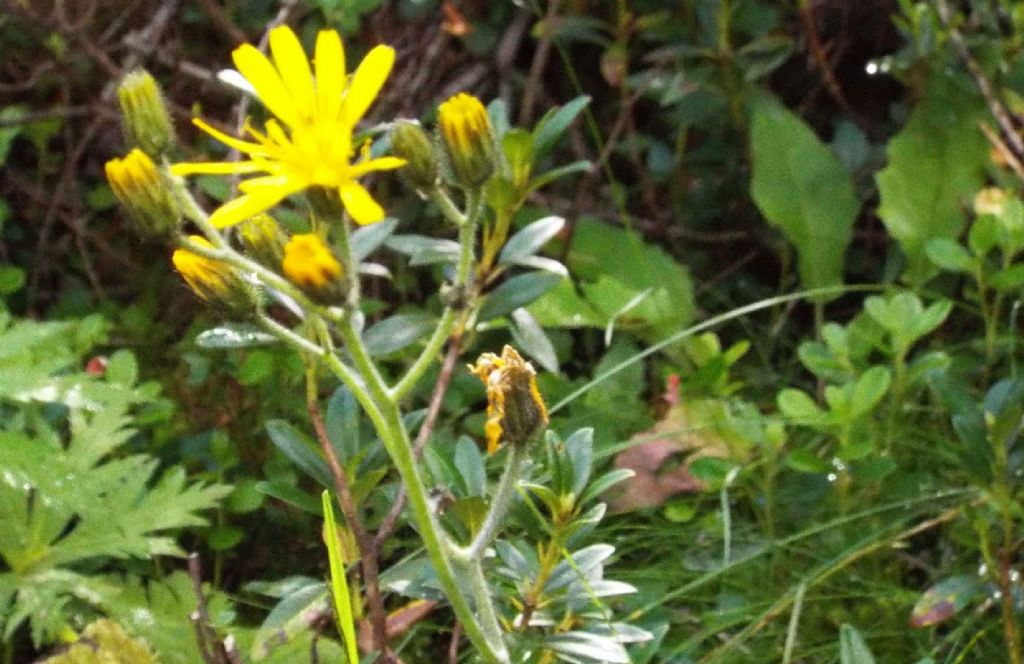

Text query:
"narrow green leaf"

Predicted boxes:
[[321, 491, 360, 664], [533, 95, 591, 155], [362, 312, 436, 357], [499, 216, 565, 264], [838, 624, 876, 664], [479, 272, 564, 321]]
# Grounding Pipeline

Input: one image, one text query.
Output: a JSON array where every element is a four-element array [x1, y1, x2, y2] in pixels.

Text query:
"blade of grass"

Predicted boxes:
[[322, 490, 361, 663]]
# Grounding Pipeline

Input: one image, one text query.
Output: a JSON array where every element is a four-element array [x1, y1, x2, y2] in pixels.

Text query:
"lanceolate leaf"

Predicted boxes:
[[876, 73, 988, 282], [749, 94, 860, 301]]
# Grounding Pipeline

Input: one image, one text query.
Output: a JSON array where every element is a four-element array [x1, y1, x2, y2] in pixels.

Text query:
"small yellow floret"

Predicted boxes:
[[282, 233, 343, 290], [105, 149, 179, 236], [172, 236, 235, 303], [438, 93, 495, 187]]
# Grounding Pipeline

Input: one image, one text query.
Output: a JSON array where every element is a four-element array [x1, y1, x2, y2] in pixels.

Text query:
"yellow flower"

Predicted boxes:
[[171, 26, 405, 228], [172, 236, 245, 308], [105, 148, 180, 237], [438, 92, 495, 187], [470, 346, 548, 454], [282, 233, 345, 296]]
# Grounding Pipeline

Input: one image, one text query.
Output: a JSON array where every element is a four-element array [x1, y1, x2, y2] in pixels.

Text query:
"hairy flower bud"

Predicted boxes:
[[105, 149, 181, 238], [281, 233, 347, 303], [172, 236, 249, 313], [438, 93, 495, 188], [117, 69, 175, 157], [390, 120, 439, 190], [470, 345, 548, 454], [238, 214, 289, 269]]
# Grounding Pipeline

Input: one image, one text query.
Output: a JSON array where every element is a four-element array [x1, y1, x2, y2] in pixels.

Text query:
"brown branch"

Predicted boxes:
[[374, 335, 465, 547], [936, 0, 1024, 165], [305, 369, 394, 662], [519, 0, 563, 125], [193, 0, 249, 44], [798, 4, 868, 132], [187, 553, 232, 664], [448, 621, 463, 664]]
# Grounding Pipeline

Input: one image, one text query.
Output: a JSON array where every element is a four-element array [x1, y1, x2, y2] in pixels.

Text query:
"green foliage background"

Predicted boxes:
[[4, 0, 1024, 662]]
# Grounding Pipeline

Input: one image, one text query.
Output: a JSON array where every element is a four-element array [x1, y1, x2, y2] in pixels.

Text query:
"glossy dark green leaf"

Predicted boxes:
[[909, 575, 984, 628], [533, 95, 591, 156], [479, 272, 564, 321], [386, 234, 460, 265], [362, 312, 436, 357], [509, 308, 558, 373], [351, 217, 398, 261], [195, 324, 277, 349], [265, 420, 332, 489], [499, 216, 565, 264]]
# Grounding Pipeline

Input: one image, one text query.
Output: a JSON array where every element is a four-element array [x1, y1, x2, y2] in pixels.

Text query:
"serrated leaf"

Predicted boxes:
[[750, 94, 859, 301]]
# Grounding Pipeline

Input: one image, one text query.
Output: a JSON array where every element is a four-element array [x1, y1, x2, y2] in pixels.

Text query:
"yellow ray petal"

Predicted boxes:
[[269, 26, 316, 122], [314, 30, 345, 121], [344, 45, 395, 129], [339, 180, 385, 225], [192, 118, 267, 156], [171, 160, 269, 176], [237, 173, 308, 195], [233, 43, 301, 128], [347, 156, 406, 177], [209, 194, 279, 228]]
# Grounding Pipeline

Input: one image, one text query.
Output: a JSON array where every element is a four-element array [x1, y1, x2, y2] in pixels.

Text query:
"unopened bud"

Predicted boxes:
[[438, 93, 495, 188], [238, 214, 288, 269], [117, 69, 175, 157], [390, 120, 438, 190], [105, 149, 181, 237], [282, 234, 347, 303], [172, 236, 249, 314], [469, 345, 548, 454]]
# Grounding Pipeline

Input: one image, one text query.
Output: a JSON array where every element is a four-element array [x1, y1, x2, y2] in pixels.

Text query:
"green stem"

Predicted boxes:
[[466, 444, 528, 559], [380, 401, 510, 663], [392, 190, 480, 399], [464, 557, 508, 654]]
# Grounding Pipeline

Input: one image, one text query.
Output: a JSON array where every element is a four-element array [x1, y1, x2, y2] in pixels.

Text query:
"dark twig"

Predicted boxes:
[[305, 368, 393, 662], [448, 621, 463, 664], [519, 0, 563, 125], [374, 335, 464, 546], [187, 553, 230, 664], [936, 0, 1024, 166], [798, 3, 868, 132]]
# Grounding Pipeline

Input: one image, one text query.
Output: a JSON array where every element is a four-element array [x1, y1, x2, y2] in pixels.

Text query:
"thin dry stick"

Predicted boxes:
[[980, 122, 1024, 185], [305, 370, 393, 662], [374, 335, 464, 547], [519, 0, 563, 125], [936, 0, 1024, 163], [187, 553, 229, 664], [448, 621, 463, 664]]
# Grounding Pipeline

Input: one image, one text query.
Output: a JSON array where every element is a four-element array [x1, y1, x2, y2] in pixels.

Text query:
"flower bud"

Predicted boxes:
[[117, 69, 175, 157], [237, 214, 288, 269], [281, 234, 347, 303], [105, 149, 181, 238], [438, 93, 495, 188], [469, 345, 548, 454], [172, 236, 249, 313], [390, 120, 438, 190]]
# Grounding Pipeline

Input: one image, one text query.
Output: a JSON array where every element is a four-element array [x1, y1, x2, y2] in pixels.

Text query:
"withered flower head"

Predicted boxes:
[[469, 345, 548, 454]]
